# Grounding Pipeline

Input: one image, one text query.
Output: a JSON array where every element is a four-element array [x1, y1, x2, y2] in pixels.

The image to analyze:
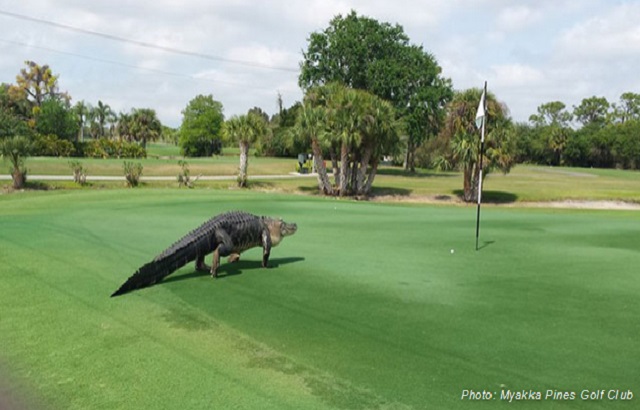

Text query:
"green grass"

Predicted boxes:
[[146, 142, 182, 158], [372, 165, 640, 203], [1, 190, 639, 409], [13, 154, 295, 177], [5, 156, 639, 203]]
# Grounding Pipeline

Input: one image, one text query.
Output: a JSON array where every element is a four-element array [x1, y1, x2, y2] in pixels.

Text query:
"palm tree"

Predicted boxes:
[[225, 112, 267, 187], [130, 108, 162, 149], [437, 88, 515, 202], [301, 83, 402, 196], [0, 136, 32, 189], [91, 100, 115, 138], [296, 103, 333, 194], [73, 100, 89, 142], [358, 96, 400, 195]]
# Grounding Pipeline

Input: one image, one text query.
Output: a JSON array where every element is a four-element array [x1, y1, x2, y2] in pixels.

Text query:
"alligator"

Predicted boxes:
[[111, 211, 298, 297]]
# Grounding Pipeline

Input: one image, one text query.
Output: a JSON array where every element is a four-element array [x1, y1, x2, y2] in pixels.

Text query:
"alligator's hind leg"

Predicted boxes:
[[211, 230, 234, 278], [195, 254, 210, 272]]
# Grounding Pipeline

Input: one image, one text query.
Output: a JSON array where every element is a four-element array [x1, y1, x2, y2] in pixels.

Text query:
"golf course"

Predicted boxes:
[[1, 163, 639, 408]]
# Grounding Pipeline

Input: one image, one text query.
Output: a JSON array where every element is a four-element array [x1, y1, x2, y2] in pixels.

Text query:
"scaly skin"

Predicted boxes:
[[111, 211, 297, 296]]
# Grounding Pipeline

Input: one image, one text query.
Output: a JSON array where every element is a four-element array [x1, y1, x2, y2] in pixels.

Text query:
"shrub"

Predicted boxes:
[[33, 134, 75, 157], [123, 161, 143, 187], [68, 160, 87, 185], [176, 160, 200, 188], [85, 139, 146, 159], [0, 136, 32, 189], [179, 135, 222, 157]]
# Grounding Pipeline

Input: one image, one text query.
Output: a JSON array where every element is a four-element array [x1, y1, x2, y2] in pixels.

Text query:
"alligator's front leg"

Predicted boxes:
[[261, 229, 272, 268]]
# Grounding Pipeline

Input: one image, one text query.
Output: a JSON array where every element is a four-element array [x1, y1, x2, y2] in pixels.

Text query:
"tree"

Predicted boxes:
[[301, 83, 401, 196], [296, 103, 333, 194], [129, 108, 162, 149], [89, 100, 115, 138], [436, 88, 515, 202], [225, 111, 268, 187], [179, 95, 225, 157], [299, 10, 451, 172], [612, 92, 640, 124], [73, 101, 89, 142], [35, 98, 79, 141], [1, 135, 32, 189], [8, 61, 68, 113], [573, 96, 610, 127], [0, 106, 31, 139], [261, 101, 304, 157], [528, 101, 574, 166], [529, 101, 572, 128]]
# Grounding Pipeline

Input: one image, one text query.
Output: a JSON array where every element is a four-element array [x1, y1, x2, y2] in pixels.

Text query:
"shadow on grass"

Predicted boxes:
[[246, 181, 276, 189], [376, 168, 457, 178], [477, 240, 496, 250], [453, 190, 518, 204], [369, 186, 413, 197], [24, 181, 51, 190], [162, 256, 305, 284]]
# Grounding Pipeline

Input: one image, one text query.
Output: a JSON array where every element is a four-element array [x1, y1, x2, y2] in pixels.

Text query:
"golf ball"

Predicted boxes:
[[450, 249, 455, 254]]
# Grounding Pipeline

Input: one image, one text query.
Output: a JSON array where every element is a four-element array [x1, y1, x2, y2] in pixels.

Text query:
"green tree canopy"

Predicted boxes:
[[299, 10, 452, 172], [179, 94, 224, 157], [225, 111, 268, 187], [573, 96, 610, 127], [613, 92, 640, 124], [129, 108, 162, 149], [35, 98, 79, 141], [529, 101, 573, 128]]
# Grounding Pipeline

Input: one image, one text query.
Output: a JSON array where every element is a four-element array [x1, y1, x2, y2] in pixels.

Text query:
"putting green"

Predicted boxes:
[[1, 190, 638, 409]]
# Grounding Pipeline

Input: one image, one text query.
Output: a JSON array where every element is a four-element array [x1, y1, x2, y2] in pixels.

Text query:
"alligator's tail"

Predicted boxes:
[[111, 233, 212, 297]]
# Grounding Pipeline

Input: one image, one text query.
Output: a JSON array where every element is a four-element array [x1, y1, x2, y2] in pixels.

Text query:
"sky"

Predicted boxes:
[[1, 0, 639, 127]]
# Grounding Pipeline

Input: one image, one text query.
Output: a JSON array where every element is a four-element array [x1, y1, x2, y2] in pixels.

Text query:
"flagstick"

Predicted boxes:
[[475, 81, 487, 251]]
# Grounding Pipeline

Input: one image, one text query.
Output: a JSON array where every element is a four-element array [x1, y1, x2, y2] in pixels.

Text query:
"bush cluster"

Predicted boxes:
[[33, 134, 76, 157], [83, 138, 147, 159]]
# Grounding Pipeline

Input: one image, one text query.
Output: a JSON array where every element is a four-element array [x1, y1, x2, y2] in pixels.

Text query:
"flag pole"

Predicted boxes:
[[475, 81, 487, 251]]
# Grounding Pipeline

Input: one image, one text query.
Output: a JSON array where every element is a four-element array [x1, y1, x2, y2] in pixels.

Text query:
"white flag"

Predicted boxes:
[[475, 89, 485, 129]]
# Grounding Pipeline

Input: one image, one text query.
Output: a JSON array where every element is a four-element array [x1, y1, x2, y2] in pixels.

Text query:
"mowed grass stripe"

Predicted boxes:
[[0, 190, 639, 409]]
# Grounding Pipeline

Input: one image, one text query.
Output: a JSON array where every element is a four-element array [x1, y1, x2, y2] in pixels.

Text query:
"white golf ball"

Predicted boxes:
[[450, 249, 455, 254]]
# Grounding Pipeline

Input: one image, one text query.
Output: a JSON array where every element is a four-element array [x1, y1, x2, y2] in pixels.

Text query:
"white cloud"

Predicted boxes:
[[496, 5, 542, 32], [490, 64, 543, 88], [557, 3, 640, 59]]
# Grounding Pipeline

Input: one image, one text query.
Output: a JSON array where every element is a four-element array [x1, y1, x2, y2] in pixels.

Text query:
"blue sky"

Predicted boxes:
[[1, 0, 639, 127]]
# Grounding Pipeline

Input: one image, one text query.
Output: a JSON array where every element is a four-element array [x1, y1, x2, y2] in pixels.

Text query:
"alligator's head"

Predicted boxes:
[[264, 217, 297, 246]]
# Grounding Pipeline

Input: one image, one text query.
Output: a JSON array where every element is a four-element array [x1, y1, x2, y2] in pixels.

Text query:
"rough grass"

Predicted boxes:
[[4, 156, 639, 204], [1, 190, 639, 409]]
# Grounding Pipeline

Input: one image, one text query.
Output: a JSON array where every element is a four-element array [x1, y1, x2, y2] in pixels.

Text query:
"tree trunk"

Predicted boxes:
[[463, 163, 480, 202], [311, 139, 333, 195], [362, 159, 379, 195], [338, 142, 349, 196], [238, 141, 249, 187], [11, 167, 26, 190], [356, 145, 373, 195], [330, 149, 340, 188]]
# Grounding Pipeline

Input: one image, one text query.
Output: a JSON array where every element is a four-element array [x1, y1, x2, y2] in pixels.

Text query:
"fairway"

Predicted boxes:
[[1, 190, 639, 409]]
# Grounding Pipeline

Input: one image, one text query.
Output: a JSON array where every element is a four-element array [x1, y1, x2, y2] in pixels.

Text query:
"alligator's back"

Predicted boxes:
[[112, 211, 263, 297], [153, 211, 263, 261]]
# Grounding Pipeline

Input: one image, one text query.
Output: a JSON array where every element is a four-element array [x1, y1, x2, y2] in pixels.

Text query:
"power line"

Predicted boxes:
[[0, 9, 299, 73], [0, 38, 299, 94]]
